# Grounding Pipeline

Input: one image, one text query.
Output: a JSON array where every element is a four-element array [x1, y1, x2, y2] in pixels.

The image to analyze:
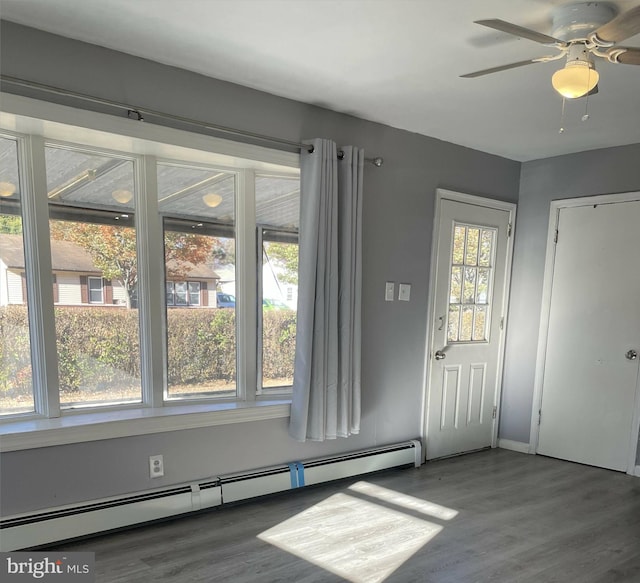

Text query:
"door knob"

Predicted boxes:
[[435, 350, 446, 360], [626, 350, 638, 361]]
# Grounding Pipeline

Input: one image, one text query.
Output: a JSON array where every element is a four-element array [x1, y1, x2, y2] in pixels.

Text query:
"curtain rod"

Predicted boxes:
[[0, 75, 383, 167]]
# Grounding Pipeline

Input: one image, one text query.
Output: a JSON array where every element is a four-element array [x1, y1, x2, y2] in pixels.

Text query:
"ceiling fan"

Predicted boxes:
[[462, 2, 640, 99]]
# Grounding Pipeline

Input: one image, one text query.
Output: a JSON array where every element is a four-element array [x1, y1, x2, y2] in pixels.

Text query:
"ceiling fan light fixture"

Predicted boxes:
[[552, 60, 599, 98]]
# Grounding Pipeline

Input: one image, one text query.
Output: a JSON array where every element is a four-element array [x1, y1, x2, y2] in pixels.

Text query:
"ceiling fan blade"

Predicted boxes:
[[592, 5, 640, 44], [474, 19, 565, 45], [614, 47, 640, 65], [460, 59, 542, 78]]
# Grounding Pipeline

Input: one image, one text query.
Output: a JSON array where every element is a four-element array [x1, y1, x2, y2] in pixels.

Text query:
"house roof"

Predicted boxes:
[[165, 259, 219, 281], [0, 233, 99, 273], [0, 233, 219, 280]]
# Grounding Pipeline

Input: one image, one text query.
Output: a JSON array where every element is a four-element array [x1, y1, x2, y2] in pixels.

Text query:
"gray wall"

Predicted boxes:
[[500, 144, 640, 455], [0, 22, 520, 515]]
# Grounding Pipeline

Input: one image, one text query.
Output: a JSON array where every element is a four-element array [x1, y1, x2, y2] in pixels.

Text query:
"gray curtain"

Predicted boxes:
[[289, 138, 363, 441]]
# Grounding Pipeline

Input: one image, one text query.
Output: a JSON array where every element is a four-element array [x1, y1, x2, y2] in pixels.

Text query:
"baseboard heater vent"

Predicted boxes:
[[0, 439, 421, 551]]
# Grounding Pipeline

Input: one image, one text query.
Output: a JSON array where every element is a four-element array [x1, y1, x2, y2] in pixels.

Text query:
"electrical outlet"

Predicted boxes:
[[149, 454, 164, 478]]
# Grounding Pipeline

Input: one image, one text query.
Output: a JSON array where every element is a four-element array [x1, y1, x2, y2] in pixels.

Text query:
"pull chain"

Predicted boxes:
[[582, 92, 590, 122], [582, 68, 593, 122], [559, 97, 566, 134]]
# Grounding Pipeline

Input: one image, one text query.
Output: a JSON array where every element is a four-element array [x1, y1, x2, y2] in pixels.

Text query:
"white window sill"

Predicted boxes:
[[0, 400, 291, 452]]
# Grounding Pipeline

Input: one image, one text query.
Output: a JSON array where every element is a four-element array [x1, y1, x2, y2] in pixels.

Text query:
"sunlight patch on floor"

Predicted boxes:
[[348, 481, 458, 520], [258, 491, 444, 583]]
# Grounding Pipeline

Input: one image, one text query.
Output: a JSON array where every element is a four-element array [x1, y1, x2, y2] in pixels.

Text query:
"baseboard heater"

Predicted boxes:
[[0, 440, 421, 551]]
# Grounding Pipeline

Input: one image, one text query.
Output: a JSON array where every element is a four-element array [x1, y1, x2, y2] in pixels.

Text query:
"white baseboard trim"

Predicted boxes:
[[497, 439, 531, 454]]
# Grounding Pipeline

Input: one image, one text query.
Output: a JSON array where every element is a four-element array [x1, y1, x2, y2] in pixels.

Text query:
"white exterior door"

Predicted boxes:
[[426, 192, 515, 460], [537, 200, 640, 472]]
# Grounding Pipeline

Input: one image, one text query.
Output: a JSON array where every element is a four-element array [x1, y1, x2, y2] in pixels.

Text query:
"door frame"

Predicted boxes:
[[530, 191, 640, 476], [422, 189, 517, 462]]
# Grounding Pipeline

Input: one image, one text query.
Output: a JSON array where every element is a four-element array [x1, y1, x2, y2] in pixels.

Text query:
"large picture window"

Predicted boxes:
[[0, 115, 299, 423]]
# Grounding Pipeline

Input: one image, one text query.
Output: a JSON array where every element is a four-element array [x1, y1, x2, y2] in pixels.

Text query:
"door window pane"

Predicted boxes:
[[447, 223, 496, 343], [449, 266, 462, 304], [479, 230, 494, 267], [477, 269, 490, 305], [257, 175, 299, 392], [447, 305, 460, 343], [465, 227, 480, 266], [46, 144, 142, 408], [0, 136, 35, 415], [460, 306, 474, 342], [463, 267, 476, 304], [158, 162, 236, 399], [452, 226, 465, 264], [473, 306, 488, 341]]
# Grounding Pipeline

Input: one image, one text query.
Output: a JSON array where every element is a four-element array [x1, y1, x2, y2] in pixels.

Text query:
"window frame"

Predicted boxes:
[[0, 94, 299, 444], [257, 225, 299, 396], [446, 222, 497, 345]]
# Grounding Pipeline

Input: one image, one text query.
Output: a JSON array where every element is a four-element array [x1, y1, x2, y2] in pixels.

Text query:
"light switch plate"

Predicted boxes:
[[385, 282, 395, 302], [398, 283, 411, 302]]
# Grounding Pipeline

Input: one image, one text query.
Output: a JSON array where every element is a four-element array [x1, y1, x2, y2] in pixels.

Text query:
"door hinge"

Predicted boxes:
[[507, 223, 512, 238], [492, 406, 497, 419], [500, 316, 505, 330], [538, 409, 542, 425], [554, 229, 559, 244]]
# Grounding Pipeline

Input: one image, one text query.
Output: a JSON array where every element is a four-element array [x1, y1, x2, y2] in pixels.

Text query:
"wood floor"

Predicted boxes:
[[51, 449, 640, 582]]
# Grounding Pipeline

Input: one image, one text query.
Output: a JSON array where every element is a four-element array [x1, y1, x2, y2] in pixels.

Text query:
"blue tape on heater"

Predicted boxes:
[[296, 462, 305, 487], [288, 462, 298, 488]]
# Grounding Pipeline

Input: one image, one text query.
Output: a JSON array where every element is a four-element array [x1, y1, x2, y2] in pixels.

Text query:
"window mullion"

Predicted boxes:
[[136, 155, 165, 407], [236, 169, 257, 402], [20, 135, 60, 417], [256, 227, 265, 396]]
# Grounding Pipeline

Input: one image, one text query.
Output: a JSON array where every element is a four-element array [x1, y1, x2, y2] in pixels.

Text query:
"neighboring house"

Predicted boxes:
[[0, 233, 219, 307], [165, 258, 219, 308], [217, 263, 298, 310]]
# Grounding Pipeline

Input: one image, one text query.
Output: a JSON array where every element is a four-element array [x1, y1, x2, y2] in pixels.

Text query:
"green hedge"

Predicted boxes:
[[0, 305, 33, 397], [0, 305, 297, 397], [166, 308, 236, 385], [262, 309, 297, 381]]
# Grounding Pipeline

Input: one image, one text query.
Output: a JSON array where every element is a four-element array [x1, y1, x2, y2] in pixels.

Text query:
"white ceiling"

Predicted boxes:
[[1, 0, 639, 161]]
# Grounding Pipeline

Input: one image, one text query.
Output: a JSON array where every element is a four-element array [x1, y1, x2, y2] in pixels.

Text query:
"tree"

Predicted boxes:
[[50, 220, 214, 308], [263, 241, 299, 285], [209, 236, 235, 268]]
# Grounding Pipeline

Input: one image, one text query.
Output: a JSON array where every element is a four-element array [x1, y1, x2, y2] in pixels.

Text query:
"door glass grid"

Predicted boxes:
[[448, 224, 496, 343]]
